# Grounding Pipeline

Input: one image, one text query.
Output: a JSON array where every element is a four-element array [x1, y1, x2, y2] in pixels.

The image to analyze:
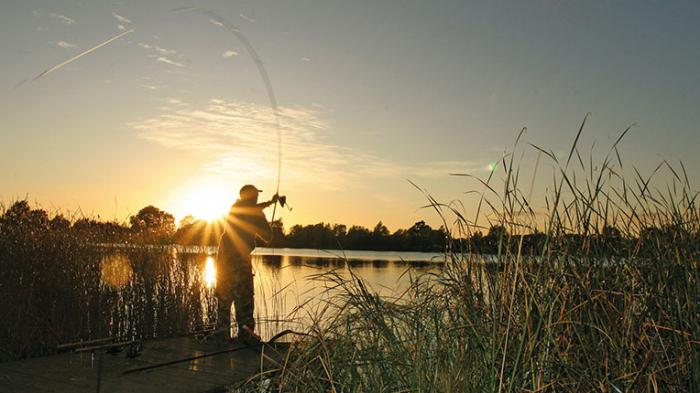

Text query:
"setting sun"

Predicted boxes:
[[169, 181, 236, 223]]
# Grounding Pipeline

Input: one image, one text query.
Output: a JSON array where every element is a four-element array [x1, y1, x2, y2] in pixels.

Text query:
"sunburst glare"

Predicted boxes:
[[170, 181, 236, 223]]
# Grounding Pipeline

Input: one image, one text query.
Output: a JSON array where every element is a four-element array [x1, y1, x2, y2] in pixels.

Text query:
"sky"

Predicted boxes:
[[1, 0, 699, 231]]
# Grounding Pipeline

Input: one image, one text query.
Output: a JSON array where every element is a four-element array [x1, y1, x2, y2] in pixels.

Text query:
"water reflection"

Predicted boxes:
[[93, 248, 442, 342], [247, 251, 441, 340], [372, 259, 389, 268], [204, 256, 216, 288]]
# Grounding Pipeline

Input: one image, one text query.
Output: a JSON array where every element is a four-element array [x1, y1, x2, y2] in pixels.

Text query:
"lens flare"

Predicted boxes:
[[100, 254, 133, 288]]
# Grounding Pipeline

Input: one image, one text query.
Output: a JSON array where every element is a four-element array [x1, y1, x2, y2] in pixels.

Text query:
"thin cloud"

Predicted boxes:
[[156, 56, 185, 68], [137, 41, 183, 68], [56, 40, 77, 49], [222, 50, 238, 58], [112, 12, 132, 24], [155, 46, 176, 56], [50, 13, 76, 25], [129, 99, 474, 189], [117, 25, 126, 31], [239, 13, 256, 23], [209, 19, 224, 27], [166, 98, 186, 105], [301, 57, 311, 62]]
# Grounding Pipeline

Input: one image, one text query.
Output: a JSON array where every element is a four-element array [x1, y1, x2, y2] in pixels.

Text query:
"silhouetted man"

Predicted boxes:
[[216, 184, 277, 342]]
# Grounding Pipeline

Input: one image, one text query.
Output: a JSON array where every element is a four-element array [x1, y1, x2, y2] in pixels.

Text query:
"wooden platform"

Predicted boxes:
[[0, 337, 290, 393]]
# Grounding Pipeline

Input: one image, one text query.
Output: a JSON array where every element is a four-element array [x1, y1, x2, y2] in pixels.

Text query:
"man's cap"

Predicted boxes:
[[240, 184, 262, 195]]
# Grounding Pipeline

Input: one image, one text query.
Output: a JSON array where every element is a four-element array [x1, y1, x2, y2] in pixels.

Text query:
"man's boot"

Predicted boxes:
[[239, 324, 262, 346]]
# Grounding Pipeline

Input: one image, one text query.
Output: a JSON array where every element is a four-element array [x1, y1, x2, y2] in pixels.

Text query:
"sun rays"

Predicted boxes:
[[169, 181, 236, 223]]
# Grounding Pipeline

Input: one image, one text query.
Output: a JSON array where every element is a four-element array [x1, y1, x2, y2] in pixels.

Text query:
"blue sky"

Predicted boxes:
[[1, 0, 699, 230]]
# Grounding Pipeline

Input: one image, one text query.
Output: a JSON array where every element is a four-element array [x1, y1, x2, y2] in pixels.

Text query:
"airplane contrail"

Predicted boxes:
[[32, 29, 134, 82]]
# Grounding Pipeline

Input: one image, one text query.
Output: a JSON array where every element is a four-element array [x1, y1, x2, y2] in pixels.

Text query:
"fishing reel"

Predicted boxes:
[[273, 194, 291, 210]]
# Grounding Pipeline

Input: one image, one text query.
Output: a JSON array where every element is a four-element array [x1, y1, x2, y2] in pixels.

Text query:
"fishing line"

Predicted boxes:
[[175, 7, 284, 224]]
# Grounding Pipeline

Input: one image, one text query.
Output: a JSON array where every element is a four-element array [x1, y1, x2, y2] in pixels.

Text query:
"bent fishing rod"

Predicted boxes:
[[175, 7, 288, 223]]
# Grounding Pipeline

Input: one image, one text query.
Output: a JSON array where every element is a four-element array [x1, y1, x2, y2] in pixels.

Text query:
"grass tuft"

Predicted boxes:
[[258, 122, 700, 392]]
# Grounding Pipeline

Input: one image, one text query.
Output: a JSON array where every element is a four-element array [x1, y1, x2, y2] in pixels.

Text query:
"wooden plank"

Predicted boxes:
[[0, 337, 292, 393], [0, 368, 90, 393]]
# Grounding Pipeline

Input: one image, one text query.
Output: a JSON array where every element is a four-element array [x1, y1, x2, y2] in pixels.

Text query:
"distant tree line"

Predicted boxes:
[[1, 200, 694, 256], [0, 201, 175, 245], [173, 216, 449, 252], [272, 220, 449, 252]]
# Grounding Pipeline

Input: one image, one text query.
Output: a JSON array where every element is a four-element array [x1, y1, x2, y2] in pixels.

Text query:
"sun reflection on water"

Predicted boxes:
[[204, 256, 217, 288]]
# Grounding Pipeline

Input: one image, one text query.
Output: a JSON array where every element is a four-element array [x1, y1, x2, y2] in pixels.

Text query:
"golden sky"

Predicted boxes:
[[2, 1, 699, 231]]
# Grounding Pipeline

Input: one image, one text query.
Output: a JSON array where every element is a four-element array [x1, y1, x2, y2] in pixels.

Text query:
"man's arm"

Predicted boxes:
[[254, 194, 279, 210]]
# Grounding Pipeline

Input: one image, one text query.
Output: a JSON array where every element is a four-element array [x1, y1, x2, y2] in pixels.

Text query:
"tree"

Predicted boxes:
[[270, 219, 285, 247], [406, 221, 434, 251], [178, 215, 195, 228], [487, 225, 507, 239], [372, 221, 390, 250], [372, 222, 390, 237], [602, 225, 621, 240], [346, 226, 371, 249], [49, 215, 71, 231], [130, 205, 175, 243], [2, 201, 32, 222], [1, 201, 49, 230], [484, 225, 508, 253], [0, 201, 50, 244], [331, 224, 347, 240]]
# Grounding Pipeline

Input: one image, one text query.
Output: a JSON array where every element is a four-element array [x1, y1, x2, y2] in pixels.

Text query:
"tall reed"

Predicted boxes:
[[259, 121, 700, 392], [0, 205, 215, 360]]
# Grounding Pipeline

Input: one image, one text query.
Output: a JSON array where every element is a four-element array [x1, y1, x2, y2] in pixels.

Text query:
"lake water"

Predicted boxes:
[[239, 247, 444, 340], [98, 246, 445, 341]]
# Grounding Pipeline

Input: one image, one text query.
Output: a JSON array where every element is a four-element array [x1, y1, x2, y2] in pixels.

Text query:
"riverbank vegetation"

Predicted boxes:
[[1, 122, 698, 390], [247, 124, 700, 392], [0, 198, 684, 256], [0, 201, 216, 360]]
